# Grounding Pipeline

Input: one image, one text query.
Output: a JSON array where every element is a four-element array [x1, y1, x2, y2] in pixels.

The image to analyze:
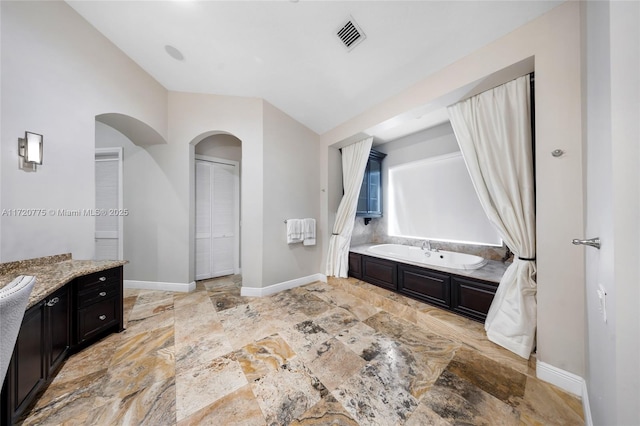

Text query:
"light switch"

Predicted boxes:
[[597, 284, 607, 323]]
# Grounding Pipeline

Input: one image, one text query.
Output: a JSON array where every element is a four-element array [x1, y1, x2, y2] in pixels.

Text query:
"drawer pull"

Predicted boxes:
[[46, 297, 59, 307], [99, 291, 107, 297], [99, 277, 107, 282], [98, 315, 107, 321]]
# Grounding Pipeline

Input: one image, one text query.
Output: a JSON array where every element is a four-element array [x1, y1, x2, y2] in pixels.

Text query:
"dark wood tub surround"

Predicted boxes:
[[0, 257, 126, 426], [349, 246, 506, 323]]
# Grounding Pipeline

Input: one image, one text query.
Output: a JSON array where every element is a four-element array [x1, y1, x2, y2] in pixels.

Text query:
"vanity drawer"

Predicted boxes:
[[75, 268, 119, 290], [77, 282, 118, 308], [77, 297, 118, 343]]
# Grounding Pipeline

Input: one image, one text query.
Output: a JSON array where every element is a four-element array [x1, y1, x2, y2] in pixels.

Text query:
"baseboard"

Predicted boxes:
[[581, 378, 593, 426], [537, 360, 593, 425], [124, 280, 196, 293], [240, 273, 327, 297]]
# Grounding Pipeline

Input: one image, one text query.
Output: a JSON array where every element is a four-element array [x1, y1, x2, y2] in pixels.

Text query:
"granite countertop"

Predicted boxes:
[[0, 254, 127, 309], [349, 243, 509, 283]]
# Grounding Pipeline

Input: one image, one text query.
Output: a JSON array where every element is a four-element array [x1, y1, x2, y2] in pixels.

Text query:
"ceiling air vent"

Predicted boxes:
[[336, 17, 366, 51]]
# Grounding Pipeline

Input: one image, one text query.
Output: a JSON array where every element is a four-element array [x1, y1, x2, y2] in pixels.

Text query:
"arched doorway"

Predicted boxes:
[[94, 113, 167, 262], [193, 133, 242, 280]]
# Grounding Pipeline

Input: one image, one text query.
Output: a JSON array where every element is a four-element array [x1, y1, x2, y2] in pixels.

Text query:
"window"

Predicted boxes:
[[388, 151, 502, 246]]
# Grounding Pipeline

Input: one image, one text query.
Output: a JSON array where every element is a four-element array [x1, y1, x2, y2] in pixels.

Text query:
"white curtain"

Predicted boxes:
[[447, 75, 536, 359], [326, 137, 373, 277]]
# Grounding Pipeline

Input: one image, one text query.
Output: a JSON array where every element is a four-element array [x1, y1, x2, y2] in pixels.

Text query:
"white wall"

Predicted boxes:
[[262, 101, 321, 286], [609, 2, 640, 421], [1, 1, 325, 293], [378, 123, 459, 169], [583, 1, 614, 421], [195, 134, 242, 163], [321, 2, 586, 376], [95, 121, 173, 282], [168, 92, 265, 287], [169, 94, 323, 289], [0, 1, 167, 262], [584, 0, 640, 424]]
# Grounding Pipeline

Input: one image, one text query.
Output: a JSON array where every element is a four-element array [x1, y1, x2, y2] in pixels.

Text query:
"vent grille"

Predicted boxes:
[[337, 17, 366, 51]]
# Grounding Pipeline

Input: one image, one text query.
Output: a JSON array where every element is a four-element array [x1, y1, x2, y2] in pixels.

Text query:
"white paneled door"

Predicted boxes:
[[195, 158, 239, 280], [95, 148, 123, 260]]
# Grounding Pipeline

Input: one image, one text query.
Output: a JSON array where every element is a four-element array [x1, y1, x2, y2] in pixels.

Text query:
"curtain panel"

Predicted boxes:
[[447, 75, 536, 359], [326, 137, 373, 278]]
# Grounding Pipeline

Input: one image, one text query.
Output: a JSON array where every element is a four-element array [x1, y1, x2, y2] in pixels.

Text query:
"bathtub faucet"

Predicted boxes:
[[422, 240, 439, 252]]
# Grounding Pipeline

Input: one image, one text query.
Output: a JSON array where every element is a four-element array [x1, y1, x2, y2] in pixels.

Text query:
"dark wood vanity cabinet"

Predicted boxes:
[[1, 266, 123, 426], [2, 284, 70, 425], [3, 301, 45, 425], [74, 267, 123, 345], [46, 284, 71, 375], [357, 150, 386, 220], [349, 251, 498, 322]]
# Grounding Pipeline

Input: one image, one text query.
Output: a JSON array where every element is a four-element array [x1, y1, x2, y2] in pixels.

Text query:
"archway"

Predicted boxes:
[[190, 132, 242, 281]]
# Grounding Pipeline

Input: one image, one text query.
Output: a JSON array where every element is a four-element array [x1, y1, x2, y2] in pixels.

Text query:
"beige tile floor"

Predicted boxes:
[[20, 276, 584, 425]]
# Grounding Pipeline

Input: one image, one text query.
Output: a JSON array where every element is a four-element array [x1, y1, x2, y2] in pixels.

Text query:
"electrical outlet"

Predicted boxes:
[[597, 284, 607, 323]]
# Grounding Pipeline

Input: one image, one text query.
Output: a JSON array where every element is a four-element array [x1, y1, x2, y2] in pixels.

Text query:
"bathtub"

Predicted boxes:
[[367, 244, 488, 270]]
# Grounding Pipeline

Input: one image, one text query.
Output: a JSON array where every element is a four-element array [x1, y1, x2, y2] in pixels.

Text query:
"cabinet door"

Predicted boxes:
[[356, 164, 369, 213], [5, 302, 46, 422], [46, 285, 70, 375], [451, 277, 498, 322], [362, 256, 397, 291], [367, 158, 382, 214], [356, 150, 386, 218], [398, 265, 451, 309]]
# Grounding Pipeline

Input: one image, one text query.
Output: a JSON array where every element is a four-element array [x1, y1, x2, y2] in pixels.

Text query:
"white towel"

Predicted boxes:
[[287, 219, 303, 244], [303, 218, 316, 246]]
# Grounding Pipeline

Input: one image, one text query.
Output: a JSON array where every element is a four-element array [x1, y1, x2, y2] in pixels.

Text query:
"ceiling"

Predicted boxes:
[[67, 1, 562, 139]]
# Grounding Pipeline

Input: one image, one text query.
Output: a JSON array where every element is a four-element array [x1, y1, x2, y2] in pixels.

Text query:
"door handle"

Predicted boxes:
[[572, 237, 601, 249]]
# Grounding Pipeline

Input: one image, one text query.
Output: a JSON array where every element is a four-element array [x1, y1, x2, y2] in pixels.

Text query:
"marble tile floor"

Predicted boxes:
[[19, 276, 584, 425]]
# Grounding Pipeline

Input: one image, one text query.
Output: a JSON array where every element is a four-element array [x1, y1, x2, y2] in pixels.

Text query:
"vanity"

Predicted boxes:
[[0, 254, 126, 426], [349, 244, 507, 322]]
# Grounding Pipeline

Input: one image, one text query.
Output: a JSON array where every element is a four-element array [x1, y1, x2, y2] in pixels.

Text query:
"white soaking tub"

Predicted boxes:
[[367, 244, 488, 270]]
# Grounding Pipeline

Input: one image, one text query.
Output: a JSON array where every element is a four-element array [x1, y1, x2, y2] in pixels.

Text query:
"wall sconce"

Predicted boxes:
[[18, 131, 43, 171]]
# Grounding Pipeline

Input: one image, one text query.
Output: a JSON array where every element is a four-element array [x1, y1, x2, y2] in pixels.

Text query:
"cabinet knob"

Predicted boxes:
[[99, 276, 107, 282], [99, 291, 107, 297], [98, 315, 107, 321], [46, 297, 59, 307]]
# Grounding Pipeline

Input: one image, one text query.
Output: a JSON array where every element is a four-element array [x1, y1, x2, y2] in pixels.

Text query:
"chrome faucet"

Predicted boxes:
[[421, 240, 439, 253]]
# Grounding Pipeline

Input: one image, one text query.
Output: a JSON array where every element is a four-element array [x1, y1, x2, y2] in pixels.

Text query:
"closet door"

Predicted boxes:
[[210, 163, 236, 277], [195, 161, 213, 280], [195, 160, 237, 280], [95, 149, 123, 260]]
